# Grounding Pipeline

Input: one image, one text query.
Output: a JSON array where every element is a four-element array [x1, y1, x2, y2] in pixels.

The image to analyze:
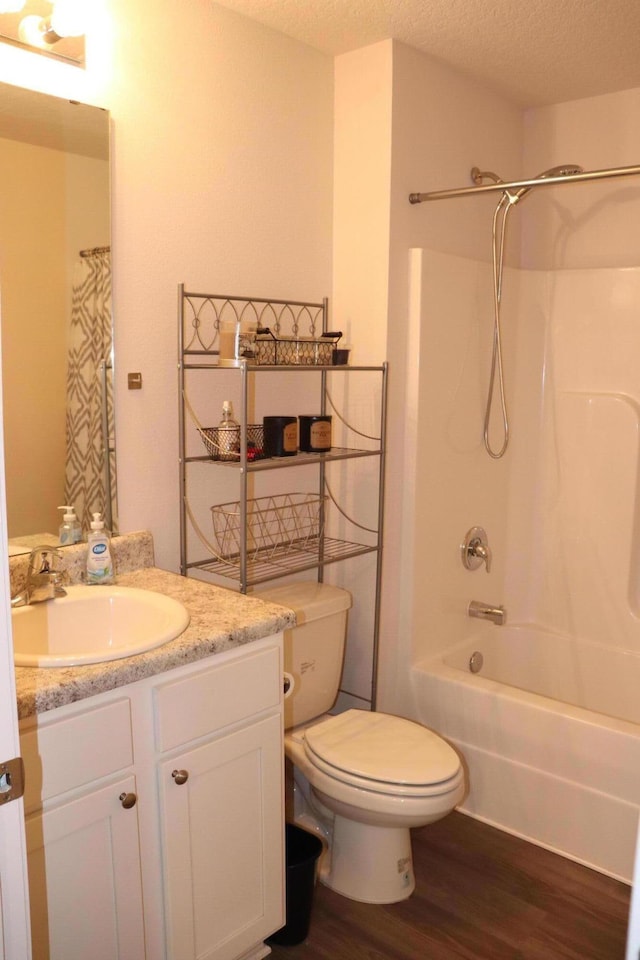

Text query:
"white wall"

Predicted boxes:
[[522, 88, 640, 269], [0, 0, 334, 573], [389, 83, 640, 716], [2, 1, 639, 732], [331, 40, 524, 710], [375, 42, 523, 714], [507, 86, 640, 650]]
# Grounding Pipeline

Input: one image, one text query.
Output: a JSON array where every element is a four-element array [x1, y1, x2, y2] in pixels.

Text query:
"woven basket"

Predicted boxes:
[[199, 424, 265, 462], [254, 332, 340, 366], [211, 493, 327, 562]]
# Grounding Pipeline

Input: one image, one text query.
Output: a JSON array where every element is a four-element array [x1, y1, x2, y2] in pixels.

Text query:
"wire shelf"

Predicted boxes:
[[185, 446, 382, 469], [186, 537, 378, 586]]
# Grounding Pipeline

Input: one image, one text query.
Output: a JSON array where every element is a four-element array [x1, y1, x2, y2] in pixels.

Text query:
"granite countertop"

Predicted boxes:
[[13, 532, 296, 721]]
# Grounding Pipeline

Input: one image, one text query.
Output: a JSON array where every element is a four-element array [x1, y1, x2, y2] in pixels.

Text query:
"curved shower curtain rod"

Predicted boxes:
[[408, 163, 640, 204]]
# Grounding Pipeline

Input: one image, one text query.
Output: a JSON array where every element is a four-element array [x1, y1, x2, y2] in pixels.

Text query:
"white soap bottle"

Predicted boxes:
[[86, 513, 114, 585], [58, 505, 82, 545]]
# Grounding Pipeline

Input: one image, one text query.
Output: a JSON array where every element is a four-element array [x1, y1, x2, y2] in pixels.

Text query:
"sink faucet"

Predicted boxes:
[[468, 600, 505, 625], [11, 547, 67, 607]]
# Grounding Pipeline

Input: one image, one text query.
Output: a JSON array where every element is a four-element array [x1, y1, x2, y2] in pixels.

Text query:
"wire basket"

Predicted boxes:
[[255, 331, 341, 366], [199, 424, 265, 462], [211, 493, 327, 563]]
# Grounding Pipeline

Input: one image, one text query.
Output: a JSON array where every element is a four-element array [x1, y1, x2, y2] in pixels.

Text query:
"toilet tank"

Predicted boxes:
[[253, 581, 352, 729]]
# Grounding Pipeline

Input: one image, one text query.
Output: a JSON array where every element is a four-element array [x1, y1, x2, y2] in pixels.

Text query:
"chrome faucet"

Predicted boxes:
[[11, 546, 67, 607], [461, 527, 492, 573], [468, 600, 505, 626]]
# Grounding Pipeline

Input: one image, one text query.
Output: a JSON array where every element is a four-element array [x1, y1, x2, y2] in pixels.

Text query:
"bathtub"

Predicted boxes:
[[410, 626, 640, 882]]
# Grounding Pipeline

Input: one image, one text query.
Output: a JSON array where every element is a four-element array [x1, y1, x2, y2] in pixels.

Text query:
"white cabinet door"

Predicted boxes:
[[26, 775, 146, 960], [160, 715, 284, 960]]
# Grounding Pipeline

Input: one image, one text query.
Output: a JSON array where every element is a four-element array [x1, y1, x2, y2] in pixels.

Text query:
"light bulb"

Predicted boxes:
[[18, 14, 52, 47], [50, 0, 85, 37], [0, 0, 26, 12]]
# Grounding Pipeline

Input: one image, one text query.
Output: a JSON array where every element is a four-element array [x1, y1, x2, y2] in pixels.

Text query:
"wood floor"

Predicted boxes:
[[267, 813, 631, 960]]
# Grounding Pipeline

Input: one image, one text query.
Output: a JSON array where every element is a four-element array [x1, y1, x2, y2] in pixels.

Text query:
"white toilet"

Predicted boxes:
[[255, 581, 466, 905]]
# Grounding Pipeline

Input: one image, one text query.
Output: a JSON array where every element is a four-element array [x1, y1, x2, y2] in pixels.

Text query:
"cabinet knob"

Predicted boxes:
[[119, 792, 137, 809], [172, 769, 189, 785]]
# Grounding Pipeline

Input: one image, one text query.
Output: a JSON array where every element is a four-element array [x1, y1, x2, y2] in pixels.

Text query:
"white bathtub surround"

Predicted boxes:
[[411, 651, 640, 882], [405, 250, 640, 882]]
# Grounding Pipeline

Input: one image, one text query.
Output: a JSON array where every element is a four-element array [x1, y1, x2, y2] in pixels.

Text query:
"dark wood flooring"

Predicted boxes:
[[268, 812, 630, 960]]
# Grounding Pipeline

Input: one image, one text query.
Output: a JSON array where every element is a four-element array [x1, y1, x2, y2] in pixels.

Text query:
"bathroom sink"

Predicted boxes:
[[12, 585, 191, 667]]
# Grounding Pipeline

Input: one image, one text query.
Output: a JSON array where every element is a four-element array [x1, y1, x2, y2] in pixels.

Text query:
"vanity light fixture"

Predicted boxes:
[[0, 1, 27, 12], [0, 0, 86, 64]]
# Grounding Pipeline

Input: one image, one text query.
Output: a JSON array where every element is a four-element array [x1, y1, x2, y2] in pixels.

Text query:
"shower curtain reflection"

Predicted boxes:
[[64, 249, 117, 533]]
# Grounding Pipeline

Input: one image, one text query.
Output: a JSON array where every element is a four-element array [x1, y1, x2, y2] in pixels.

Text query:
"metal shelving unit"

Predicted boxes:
[[178, 284, 387, 698]]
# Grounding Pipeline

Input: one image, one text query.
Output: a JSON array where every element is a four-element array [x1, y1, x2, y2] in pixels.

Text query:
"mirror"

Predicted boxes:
[[0, 82, 116, 554]]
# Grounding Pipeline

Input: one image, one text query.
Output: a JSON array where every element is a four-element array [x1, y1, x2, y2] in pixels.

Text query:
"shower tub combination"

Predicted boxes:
[[411, 626, 640, 882], [406, 161, 640, 884]]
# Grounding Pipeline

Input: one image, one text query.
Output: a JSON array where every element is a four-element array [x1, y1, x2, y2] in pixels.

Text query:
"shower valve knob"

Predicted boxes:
[[462, 527, 492, 573]]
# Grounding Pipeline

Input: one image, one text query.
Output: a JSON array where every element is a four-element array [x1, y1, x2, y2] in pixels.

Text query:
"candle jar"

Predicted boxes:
[[263, 416, 298, 457], [298, 415, 332, 452]]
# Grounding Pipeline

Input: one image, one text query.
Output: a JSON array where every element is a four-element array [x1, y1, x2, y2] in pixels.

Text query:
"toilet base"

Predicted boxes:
[[319, 815, 415, 904]]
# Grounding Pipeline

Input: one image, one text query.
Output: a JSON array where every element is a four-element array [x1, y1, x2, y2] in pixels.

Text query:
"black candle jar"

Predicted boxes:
[[298, 415, 332, 452], [263, 416, 298, 457]]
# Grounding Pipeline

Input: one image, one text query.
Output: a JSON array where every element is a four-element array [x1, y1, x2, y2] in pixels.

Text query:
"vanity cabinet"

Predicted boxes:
[[25, 773, 146, 960], [21, 697, 146, 960], [155, 643, 284, 960], [19, 635, 284, 960]]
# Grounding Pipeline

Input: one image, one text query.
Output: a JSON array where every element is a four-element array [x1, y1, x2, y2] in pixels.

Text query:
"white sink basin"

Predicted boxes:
[[12, 585, 191, 668]]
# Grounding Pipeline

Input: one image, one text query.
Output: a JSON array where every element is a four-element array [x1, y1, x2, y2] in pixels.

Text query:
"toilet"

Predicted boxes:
[[255, 581, 466, 904]]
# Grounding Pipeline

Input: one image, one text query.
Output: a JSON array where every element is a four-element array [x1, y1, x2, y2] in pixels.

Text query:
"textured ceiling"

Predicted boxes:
[[213, 0, 640, 106]]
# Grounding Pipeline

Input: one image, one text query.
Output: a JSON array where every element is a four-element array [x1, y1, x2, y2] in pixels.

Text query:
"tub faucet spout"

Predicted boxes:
[[468, 600, 505, 625]]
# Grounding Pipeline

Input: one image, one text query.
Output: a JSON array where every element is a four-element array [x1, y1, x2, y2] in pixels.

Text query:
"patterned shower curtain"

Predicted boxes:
[[64, 250, 117, 534]]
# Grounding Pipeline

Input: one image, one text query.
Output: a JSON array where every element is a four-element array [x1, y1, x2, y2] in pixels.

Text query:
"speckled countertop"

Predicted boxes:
[[13, 531, 296, 721]]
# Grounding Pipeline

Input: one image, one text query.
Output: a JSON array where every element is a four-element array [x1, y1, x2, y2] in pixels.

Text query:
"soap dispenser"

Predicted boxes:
[[86, 513, 114, 585], [58, 505, 82, 545]]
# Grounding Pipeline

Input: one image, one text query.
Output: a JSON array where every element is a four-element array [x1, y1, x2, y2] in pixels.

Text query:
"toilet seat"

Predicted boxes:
[[302, 710, 462, 797]]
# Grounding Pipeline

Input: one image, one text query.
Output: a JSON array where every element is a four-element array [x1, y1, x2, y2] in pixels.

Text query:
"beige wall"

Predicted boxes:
[[0, 138, 67, 537], [0, 137, 109, 538]]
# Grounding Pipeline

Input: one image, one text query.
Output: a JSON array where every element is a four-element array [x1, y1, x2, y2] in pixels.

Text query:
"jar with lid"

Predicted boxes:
[[263, 416, 298, 457], [298, 415, 332, 452]]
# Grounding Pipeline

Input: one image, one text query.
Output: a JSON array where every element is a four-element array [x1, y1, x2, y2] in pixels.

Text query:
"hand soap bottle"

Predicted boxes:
[[58, 505, 82, 545], [86, 513, 114, 585]]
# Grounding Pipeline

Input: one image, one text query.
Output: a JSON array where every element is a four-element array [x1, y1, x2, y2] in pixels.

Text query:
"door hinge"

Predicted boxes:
[[0, 757, 24, 805]]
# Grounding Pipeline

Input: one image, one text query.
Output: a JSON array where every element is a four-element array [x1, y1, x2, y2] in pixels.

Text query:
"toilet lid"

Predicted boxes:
[[304, 710, 460, 787]]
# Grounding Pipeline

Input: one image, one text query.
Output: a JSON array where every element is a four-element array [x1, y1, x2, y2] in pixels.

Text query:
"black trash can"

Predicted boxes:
[[267, 823, 323, 946]]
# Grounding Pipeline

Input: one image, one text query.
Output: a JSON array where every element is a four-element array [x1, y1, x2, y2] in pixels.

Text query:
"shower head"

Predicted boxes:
[[510, 164, 584, 203]]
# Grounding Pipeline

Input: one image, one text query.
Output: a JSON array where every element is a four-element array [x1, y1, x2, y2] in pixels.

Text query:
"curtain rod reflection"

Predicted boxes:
[[80, 245, 111, 258]]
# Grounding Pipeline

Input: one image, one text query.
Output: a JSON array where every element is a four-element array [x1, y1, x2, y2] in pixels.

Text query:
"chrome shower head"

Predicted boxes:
[[510, 164, 583, 203]]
